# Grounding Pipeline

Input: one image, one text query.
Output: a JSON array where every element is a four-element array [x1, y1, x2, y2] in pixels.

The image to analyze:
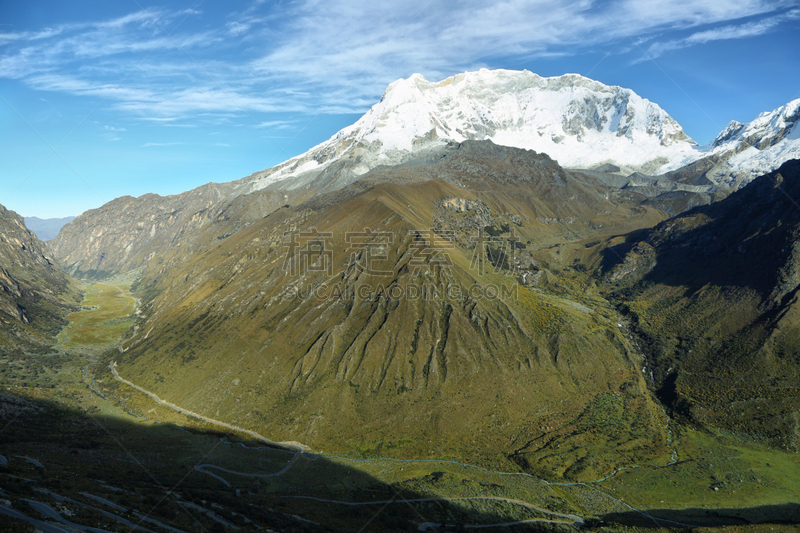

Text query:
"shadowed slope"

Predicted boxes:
[[0, 203, 80, 354], [601, 159, 800, 450]]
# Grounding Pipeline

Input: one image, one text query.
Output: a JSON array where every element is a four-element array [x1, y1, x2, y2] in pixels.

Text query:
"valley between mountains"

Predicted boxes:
[[2, 69, 800, 532]]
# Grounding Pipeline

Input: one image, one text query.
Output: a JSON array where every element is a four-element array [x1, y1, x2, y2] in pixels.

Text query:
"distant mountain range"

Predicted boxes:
[[23, 216, 76, 241], [49, 70, 800, 279]]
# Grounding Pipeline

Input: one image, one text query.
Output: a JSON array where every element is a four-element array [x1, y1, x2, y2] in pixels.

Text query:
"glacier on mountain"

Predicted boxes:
[[705, 98, 800, 188], [238, 69, 800, 195]]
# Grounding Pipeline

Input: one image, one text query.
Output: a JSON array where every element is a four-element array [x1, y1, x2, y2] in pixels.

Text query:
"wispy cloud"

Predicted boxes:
[[104, 125, 126, 131], [226, 16, 266, 36], [0, 26, 66, 45], [142, 142, 185, 147], [638, 7, 800, 61], [1, 1, 797, 119], [256, 120, 297, 130]]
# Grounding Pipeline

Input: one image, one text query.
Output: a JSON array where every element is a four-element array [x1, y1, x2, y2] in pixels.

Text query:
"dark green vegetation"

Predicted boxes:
[[602, 159, 800, 451]]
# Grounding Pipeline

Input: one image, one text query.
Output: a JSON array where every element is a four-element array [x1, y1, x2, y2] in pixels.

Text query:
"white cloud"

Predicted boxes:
[[639, 7, 800, 60], [687, 8, 800, 43], [142, 142, 186, 147], [0, 26, 65, 45], [226, 16, 267, 36], [256, 120, 297, 129], [616, 0, 793, 29], [1, 1, 797, 118], [104, 125, 126, 131]]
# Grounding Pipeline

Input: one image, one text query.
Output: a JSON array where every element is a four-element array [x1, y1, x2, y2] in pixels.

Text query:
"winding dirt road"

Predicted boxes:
[[110, 362, 303, 454]]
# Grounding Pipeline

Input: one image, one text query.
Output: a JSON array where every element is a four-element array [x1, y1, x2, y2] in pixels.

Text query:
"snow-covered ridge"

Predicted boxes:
[[238, 70, 800, 195], [350, 69, 696, 162], [681, 98, 800, 189], [240, 69, 700, 193], [712, 98, 800, 150]]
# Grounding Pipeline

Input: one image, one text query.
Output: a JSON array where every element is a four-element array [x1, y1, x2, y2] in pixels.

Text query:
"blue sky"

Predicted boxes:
[[1, 0, 799, 218]]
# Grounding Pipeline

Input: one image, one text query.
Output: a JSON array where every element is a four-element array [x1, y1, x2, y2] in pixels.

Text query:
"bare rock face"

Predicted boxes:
[[50, 186, 227, 279], [0, 203, 80, 353], [48, 182, 306, 279]]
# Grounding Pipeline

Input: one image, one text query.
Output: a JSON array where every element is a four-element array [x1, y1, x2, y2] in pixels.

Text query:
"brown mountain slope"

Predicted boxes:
[[48, 180, 315, 279], [50, 141, 673, 281], [0, 204, 80, 353], [601, 159, 800, 450], [103, 143, 675, 480]]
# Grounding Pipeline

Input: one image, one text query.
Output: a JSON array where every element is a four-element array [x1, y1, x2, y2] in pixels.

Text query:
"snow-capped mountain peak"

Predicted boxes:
[[712, 98, 800, 151], [712, 120, 747, 148], [240, 69, 699, 194], [697, 98, 800, 188], [356, 69, 695, 153], [238, 70, 799, 196]]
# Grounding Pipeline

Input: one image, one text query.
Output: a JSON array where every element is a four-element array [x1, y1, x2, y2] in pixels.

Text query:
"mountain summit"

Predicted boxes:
[[702, 97, 800, 188], [239, 69, 699, 194], [51, 71, 800, 280]]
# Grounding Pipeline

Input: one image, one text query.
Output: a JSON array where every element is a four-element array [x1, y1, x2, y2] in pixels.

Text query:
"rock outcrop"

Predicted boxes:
[[0, 204, 80, 353]]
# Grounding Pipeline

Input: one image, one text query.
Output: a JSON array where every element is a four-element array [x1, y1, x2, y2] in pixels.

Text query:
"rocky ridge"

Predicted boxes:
[[0, 203, 80, 353], [48, 72, 800, 280], [48, 181, 314, 278]]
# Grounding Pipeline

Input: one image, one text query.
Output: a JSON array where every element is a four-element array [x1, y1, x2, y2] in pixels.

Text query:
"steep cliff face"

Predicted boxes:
[[0, 204, 80, 353], [49, 184, 229, 278]]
